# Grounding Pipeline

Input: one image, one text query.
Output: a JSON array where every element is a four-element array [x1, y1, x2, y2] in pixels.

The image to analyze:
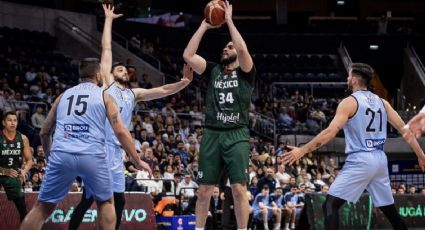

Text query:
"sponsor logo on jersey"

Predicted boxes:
[[64, 124, 90, 133], [216, 112, 240, 123], [365, 138, 385, 149]]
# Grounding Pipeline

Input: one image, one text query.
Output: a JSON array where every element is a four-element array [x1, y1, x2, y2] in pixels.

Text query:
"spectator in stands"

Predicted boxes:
[[272, 187, 292, 230], [142, 147, 158, 170], [327, 158, 336, 175], [0, 89, 15, 113], [29, 173, 42, 192], [252, 185, 282, 230], [313, 173, 326, 187], [320, 184, 329, 194], [408, 185, 416, 194], [176, 172, 198, 198], [249, 176, 259, 197], [317, 160, 331, 179], [13, 92, 29, 121], [397, 187, 405, 194], [257, 167, 277, 194], [284, 185, 304, 230], [207, 186, 223, 229], [275, 163, 291, 186], [150, 169, 163, 196], [190, 105, 203, 127], [310, 105, 327, 128], [420, 188, 425, 195], [30, 105, 46, 129], [25, 67, 37, 82]]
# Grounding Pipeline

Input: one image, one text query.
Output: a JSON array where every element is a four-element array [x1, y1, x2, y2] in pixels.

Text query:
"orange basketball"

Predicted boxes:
[[204, 0, 226, 26]]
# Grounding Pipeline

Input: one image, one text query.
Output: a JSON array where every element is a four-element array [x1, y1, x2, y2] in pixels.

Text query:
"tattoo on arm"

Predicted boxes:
[[111, 113, 119, 125]]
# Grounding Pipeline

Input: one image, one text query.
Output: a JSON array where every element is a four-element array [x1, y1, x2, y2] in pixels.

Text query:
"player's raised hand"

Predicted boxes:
[[201, 19, 221, 30], [404, 112, 425, 138], [181, 64, 193, 84], [102, 4, 123, 20], [223, 0, 233, 23], [281, 145, 305, 165]]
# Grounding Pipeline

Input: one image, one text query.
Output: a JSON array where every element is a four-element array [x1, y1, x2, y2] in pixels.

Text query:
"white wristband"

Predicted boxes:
[[420, 106, 425, 114]]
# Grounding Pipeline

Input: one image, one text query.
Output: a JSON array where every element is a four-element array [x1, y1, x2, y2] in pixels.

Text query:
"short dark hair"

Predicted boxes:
[[3, 111, 17, 120], [79, 58, 100, 79], [111, 62, 126, 72], [350, 63, 374, 87]]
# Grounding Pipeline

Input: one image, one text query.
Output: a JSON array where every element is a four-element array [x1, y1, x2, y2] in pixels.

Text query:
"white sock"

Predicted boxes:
[[238, 229, 248, 230], [291, 223, 295, 228], [195, 228, 204, 230], [264, 222, 269, 230], [274, 223, 281, 229]]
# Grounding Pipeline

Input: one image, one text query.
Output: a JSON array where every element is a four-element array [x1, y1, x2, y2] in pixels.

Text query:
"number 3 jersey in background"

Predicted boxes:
[[0, 132, 23, 171], [344, 90, 387, 154], [51, 82, 107, 155]]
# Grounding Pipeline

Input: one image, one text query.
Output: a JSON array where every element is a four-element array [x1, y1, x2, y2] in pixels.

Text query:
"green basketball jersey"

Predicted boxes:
[[204, 62, 256, 129], [0, 131, 24, 170]]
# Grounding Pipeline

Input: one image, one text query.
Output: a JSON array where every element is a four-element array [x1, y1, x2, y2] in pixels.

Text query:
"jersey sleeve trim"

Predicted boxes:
[[348, 95, 359, 120]]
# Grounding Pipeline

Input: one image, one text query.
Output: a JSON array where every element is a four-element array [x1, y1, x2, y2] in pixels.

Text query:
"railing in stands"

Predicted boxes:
[[339, 42, 352, 72], [57, 16, 101, 55], [250, 111, 276, 145]]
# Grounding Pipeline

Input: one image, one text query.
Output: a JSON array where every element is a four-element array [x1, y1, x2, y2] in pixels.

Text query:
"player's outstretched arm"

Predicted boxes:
[[223, 0, 253, 72], [183, 20, 218, 74], [100, 4, 123, 88], [40, 94, 62, 159], [104, 92, 152, 176], [383, 100, 425, 171], [132, 64, 193, 102], [282, 97, 356, 165]]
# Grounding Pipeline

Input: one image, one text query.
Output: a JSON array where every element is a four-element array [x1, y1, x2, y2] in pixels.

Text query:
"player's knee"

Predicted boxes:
[[197, 185, 215, 201]]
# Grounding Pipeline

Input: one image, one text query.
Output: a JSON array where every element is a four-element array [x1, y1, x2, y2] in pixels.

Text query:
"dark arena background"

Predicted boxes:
[[1, 0, 425, 229]]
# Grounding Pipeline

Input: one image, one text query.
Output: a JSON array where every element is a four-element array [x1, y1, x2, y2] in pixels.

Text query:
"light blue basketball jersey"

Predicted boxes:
[[344, 90, 387, 154], [104, 83, 135, 147], [51, 82, 106, 154]]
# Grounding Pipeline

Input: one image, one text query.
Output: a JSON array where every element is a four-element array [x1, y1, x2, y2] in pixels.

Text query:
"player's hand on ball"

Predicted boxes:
[[223, 0, 233, 23], [201, 19, 221, 30], [281, 146, 304, 165], [102, 4, 123, 19], [181, 64, 193, 84]]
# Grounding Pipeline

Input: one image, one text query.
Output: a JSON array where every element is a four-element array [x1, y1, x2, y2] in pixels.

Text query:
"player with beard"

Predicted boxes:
[[68, 5, 193, 230], [183, 1, 255, 229], [282, 63, 425, 230]]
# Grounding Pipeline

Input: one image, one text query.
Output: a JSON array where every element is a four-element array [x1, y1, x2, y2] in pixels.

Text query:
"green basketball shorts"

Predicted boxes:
[[198, 127, 250, 185], [0, 176, 24, 200]]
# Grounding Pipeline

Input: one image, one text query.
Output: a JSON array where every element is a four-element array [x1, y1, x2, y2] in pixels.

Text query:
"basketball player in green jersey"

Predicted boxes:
[[0, 111, 33, 221], [183, 1, 255, 229]]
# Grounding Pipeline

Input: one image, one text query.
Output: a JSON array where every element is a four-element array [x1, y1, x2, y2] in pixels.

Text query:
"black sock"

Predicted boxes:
[[114, 192, 126, 230], [12, 196, 27, 222], [322, 195, 346, 230], [379, 204, 407, 230], [69, 188, 94, 230]]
